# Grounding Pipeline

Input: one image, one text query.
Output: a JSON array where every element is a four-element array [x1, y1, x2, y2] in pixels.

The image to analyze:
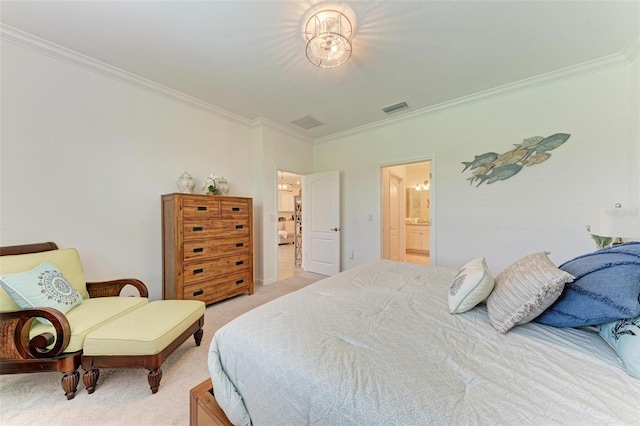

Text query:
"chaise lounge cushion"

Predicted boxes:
[[0, 248, 89, 312], [30, 296, 149, 353], [83, 300, 205, 356]]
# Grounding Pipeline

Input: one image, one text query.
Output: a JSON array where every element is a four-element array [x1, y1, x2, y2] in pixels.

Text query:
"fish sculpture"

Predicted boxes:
[[461, 152, 498, 172], [462, 133, 570, 186], [525, 133, 571, 158], [476, 163, 522, 186], [514, 136, 544, 149], [524, 152, 551, 166]]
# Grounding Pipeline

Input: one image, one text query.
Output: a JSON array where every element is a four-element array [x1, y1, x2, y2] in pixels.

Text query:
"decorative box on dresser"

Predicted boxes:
[[162, 193, 254, 305]]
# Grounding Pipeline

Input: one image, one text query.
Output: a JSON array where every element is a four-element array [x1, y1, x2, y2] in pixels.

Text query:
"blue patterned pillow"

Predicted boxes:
[[599, 316, 640, 379], [0, 261, 82, 320], [534, 242, 640, 327]]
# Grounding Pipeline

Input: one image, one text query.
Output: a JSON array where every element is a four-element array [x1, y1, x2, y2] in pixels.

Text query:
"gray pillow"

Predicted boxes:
[[487, 252, 574, 334]]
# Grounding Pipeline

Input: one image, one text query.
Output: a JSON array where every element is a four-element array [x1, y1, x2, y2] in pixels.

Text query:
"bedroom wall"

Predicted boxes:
[[253, 122, 313, 285], [313, 61, 639, 274], [629, 52, 640, 206], [0, 38, 311, 298]]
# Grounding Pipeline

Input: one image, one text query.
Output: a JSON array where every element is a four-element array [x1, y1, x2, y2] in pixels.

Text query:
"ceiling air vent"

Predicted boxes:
[[382, 102, 409, 114], [291, 115, 325, 130]]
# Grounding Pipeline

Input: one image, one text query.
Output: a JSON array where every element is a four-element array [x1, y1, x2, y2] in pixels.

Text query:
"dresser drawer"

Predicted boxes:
[[183, 253, 251, 285], [184, 271, 251, 302], [183, 237, 250, 262], [182, 197, 220, 219], [183, 219, 250, 240], [220, 200, 250, 218]]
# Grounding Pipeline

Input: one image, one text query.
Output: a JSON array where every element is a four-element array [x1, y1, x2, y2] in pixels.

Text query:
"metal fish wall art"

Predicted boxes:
[[462, 133, 570, 186]]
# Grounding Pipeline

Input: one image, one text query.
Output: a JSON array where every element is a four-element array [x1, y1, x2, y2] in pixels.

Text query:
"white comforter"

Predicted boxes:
[[209, 259, 639, 425]]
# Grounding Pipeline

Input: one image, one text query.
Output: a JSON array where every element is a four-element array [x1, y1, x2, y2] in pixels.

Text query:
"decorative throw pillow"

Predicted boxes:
[[598, 316, 640, 379], [0, 261, 82, 320], [486, 252, 574, 334], [448, 257, 494, 314], [535, 242, 640, 327]]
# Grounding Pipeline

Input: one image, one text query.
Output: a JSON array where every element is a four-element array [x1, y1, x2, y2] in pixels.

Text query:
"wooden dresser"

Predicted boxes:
[[162, 193, 254, 305]]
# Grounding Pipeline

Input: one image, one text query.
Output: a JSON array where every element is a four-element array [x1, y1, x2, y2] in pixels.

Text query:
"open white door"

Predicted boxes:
[[303, 171, 340, 276]]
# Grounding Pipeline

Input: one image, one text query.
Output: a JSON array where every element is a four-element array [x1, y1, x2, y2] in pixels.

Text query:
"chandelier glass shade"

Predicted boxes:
[[305, 10, 352, 68]]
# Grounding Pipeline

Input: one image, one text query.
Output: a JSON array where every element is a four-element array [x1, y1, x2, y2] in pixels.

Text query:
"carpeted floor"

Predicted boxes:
[[0, 272, 325, 426]]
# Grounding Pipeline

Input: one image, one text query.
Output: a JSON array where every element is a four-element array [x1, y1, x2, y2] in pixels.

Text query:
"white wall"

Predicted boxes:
[[314, 61, 639, 274], [0, 39, 309, 298], [255, 122, 313, 284]]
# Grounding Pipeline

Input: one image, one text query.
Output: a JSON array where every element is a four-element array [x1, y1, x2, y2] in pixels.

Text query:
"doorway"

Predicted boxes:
[[277, 170, 303, 280], [381, 161, 432, 266]]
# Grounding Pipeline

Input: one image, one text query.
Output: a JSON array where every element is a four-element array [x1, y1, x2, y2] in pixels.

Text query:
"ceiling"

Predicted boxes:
[[1, 1, 639, 140]]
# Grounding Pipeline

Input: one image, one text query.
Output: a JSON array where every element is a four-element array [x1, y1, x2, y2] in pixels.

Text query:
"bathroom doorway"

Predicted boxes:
[[277, 170, 303, 280], [381, 160, 431, 266]]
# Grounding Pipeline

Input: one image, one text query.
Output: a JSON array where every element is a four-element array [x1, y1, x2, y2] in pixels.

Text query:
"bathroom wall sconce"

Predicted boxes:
[[415, 181, 430, 191]]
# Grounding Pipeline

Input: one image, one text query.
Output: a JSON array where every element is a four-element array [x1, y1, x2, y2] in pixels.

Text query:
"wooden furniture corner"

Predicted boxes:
[[190, 378, 234, 426]]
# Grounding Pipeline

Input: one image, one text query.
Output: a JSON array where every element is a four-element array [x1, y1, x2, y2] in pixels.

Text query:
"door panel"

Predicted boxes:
[[389, 173, 402, 260], [303, 171, 340, 276]]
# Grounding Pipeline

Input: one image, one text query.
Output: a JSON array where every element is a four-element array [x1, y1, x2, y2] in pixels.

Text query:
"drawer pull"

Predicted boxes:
[[235, 261, 244, 266], [193, 289, 204, 296], [193, 248, 204, 253], [235, 225, 243, 229], [235, 279, 244, 285], [193, 268, 204, 274], [193, 226, 203, 232], [235, 243, 244, 248], [197, 206, 207, 211], [232, 207, 240, 212]]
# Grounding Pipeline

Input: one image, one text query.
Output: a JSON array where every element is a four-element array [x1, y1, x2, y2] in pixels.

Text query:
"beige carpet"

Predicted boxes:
[[0, 272, 325, 426]]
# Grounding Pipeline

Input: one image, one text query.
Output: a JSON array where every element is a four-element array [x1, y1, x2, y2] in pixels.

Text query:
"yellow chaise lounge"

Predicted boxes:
[[0, 242, 204, 399]]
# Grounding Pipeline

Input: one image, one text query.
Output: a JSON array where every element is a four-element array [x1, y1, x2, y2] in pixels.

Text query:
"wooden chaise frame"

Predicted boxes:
[[0, 242, 149, 400]]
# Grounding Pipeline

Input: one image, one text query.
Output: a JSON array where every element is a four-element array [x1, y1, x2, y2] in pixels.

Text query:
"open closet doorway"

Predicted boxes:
[[277, 170, 303, 280], [381, 160, 432, 266]]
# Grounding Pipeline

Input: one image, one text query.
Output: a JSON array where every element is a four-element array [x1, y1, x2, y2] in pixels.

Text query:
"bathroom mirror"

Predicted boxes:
[[406, 188, 430, 223]]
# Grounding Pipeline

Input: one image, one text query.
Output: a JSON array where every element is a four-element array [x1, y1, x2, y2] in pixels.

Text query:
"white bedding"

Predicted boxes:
[[209, 259, 639, 425]]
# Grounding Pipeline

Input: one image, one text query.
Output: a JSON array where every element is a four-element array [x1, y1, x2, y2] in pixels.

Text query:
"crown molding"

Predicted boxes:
[[2, 24, 636, 145], [0, 24, 252, 127], [251, 117, 313, 143], [314, 50, 633, 144], [622, 33, 640, 62]]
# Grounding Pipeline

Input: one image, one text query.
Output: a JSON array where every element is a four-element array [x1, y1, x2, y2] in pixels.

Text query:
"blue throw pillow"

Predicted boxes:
[[0, 261, 83, 323], [534, 242, 640, 327], [599, 316, 640, 379]]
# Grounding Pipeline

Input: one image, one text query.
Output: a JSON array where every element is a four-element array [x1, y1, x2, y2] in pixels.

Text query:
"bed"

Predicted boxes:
[[208, 254, 639, 425]]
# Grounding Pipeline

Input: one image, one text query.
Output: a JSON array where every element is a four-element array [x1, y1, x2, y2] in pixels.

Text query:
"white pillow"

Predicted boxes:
[[487, 252, 573, 334], [448, 257, 494, 314]]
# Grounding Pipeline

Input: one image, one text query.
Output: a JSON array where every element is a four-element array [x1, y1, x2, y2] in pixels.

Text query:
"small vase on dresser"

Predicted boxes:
[[176, 172, 195, 194]]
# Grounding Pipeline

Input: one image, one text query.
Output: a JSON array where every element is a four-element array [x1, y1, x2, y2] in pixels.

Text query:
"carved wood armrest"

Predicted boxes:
[[86, 279, 149, 298], [0, 308, 71, 359]]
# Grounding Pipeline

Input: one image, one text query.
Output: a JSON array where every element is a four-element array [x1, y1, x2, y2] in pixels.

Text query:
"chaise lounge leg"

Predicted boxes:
[[61, 370, 80, 400], [148, 367, 163, 394], [82, 368, 100, 394], [194, 328, 203, 346]]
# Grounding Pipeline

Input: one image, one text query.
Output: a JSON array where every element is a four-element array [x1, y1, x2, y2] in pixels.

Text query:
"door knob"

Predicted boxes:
[[331, 227, 341, 231]]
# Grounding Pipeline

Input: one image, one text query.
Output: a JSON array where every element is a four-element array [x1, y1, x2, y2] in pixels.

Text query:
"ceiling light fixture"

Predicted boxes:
[[278, 171, 293, 192], [305, 10, 352, 68]]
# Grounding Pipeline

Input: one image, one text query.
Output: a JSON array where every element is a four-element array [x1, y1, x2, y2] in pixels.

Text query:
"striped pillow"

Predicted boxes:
[[487, 252, 574, 334]]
